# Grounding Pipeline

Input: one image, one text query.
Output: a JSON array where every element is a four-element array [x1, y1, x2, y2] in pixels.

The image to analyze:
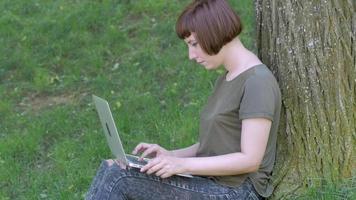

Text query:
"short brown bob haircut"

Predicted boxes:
[[176, 0, 242, 55]]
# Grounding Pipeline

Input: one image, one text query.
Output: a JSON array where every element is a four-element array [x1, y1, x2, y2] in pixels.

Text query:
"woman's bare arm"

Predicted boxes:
[[170, 143, 200, 158]]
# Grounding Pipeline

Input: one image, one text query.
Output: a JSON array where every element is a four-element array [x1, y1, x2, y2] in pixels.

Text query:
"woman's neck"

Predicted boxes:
[[221, 38, 262, 81]]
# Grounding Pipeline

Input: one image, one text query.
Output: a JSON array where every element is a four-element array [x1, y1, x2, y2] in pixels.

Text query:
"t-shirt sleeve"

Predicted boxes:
[[239, 76, 277, 121]]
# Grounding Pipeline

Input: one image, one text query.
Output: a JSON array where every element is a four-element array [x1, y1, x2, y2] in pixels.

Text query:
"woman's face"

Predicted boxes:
[[184, 34, 222, 70]]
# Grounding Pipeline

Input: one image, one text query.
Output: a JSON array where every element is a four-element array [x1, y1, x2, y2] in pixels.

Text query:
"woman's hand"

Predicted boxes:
[[140, 155, 186, 178], [132, 143, 173, 159]]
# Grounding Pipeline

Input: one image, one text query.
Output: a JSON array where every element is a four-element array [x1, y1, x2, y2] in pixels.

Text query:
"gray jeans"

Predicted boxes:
[[85, 161, 263, 200]]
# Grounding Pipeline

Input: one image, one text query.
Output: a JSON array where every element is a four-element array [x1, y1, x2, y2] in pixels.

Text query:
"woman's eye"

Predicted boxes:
[[191, 42, 198, 47]]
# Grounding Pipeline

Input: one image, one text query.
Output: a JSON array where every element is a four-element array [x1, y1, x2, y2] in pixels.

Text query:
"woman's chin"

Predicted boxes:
[[203, 64, 217, 70]]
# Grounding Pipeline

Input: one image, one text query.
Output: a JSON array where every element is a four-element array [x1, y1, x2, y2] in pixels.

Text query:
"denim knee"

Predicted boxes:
[[86, 160, 128, 200]]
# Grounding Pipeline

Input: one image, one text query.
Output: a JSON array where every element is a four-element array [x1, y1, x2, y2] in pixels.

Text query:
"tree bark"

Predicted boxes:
[[255, 0, 355, 198]]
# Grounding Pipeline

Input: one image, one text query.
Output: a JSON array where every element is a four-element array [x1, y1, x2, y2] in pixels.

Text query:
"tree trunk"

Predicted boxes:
[[255, 0, 355, 198]]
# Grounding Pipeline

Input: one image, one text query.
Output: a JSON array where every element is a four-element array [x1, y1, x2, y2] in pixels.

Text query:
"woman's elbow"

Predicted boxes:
[[245, 160, 261, 173], [248, 164, 260, 173]]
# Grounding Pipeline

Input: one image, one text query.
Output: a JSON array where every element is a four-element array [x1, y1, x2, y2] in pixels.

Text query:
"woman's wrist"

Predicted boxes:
[[169, 150, 177, 157], [169, 143, 199, 158], [179, 157, 193, 175]]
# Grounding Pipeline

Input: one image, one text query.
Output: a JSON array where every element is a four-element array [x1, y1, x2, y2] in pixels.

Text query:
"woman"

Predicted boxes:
[[86, 0, 281, 199]]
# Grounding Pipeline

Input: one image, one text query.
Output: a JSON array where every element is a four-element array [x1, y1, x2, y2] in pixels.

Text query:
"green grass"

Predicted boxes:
[[0, 0, 352, 199], [293, 178, 356, 200]]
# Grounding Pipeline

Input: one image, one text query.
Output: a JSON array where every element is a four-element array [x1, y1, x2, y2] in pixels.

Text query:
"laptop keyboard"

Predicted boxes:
[[126, 155, 149, 166]]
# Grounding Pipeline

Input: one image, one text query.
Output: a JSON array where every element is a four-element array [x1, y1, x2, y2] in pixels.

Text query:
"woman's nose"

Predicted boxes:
[[188, 47, 197, 60]]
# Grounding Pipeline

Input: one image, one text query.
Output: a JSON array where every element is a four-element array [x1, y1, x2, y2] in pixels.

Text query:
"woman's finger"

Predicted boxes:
[[132, 142, 150, 154], [140, 145, 159, 158], [155, 167, 167, 177], [146, 161, 165, 175], [160, 171, 173, 179], [141, 157, 161, 172]]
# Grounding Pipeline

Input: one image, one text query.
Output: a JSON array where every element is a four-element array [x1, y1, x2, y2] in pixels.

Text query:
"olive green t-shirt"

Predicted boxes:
[[196, 64, 281, 197]]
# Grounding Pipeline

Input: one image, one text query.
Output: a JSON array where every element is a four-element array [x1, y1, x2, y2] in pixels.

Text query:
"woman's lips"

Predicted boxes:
[[197, 61, 205, 64]]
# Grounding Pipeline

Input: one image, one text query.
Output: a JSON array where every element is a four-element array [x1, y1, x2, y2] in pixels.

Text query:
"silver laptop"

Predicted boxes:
[[92, 95, 192, 178]]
